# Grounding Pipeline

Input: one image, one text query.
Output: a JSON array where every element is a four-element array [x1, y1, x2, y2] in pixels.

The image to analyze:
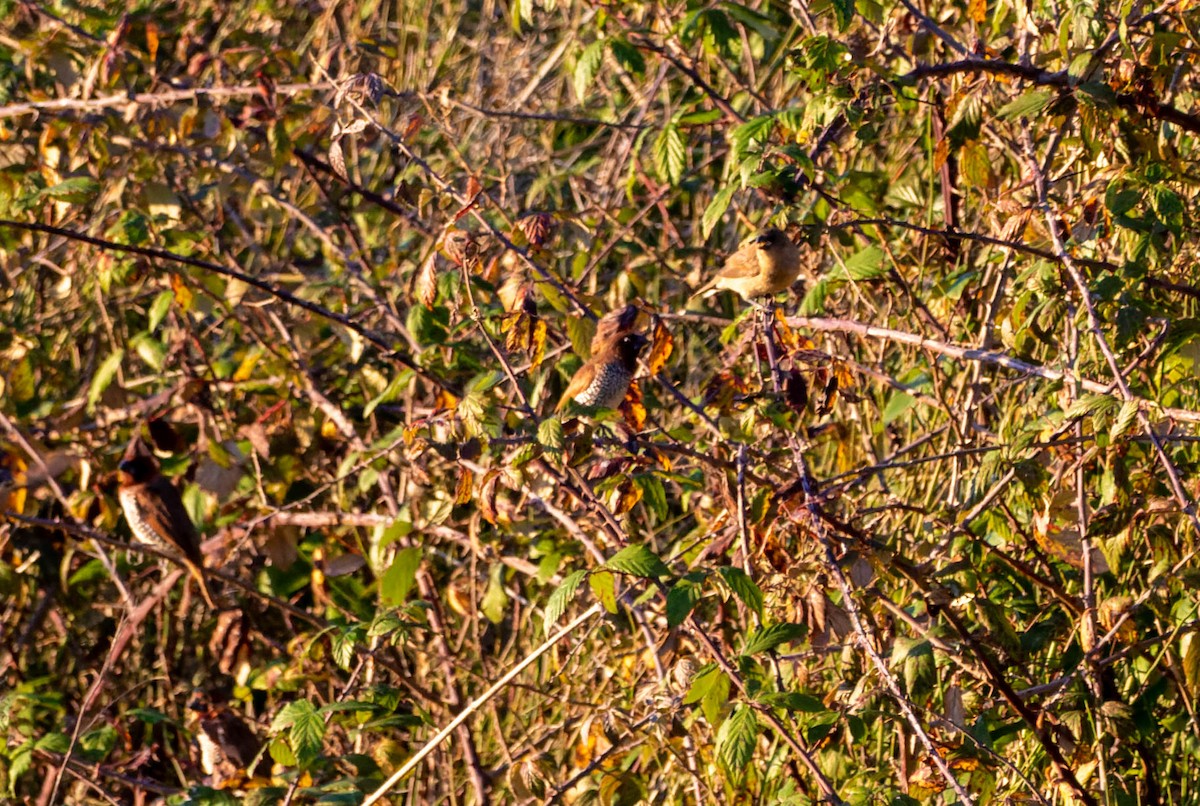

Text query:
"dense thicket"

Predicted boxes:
[[4, 0, 1200, 803]]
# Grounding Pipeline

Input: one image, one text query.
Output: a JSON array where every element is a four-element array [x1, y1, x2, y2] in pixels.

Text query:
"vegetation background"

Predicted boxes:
[[2, 0, 1200, 803]]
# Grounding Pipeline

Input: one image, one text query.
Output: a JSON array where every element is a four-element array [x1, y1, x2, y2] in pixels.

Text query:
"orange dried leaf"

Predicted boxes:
[[454, 466, 474, 505], [170, 273, 193, 311], [968, 0, 987, 22], [772, 308, 800, 353], [401, 114, 423, 141], [466, 175, 482, 199], [145, 21, 159, 63], [646, 321, 674, 374], [612, 478, 643, 515], [933, 136, 949, 172], [621, 380, 646, 430]]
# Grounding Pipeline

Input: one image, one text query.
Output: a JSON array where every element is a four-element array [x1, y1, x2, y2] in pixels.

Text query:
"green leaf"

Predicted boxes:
[[39, 177, 100, 203], [364, 371, 413, 418], [1111, 400, 1140, 439], [717, 566, 763, 617], [685, 663, 732, 725], [653, 123, 687, 186], [716, 705, 758, 776], [830, 0, 856, 30], [605, 544, 670, 578], [843, 245, 887, 280], [544, 569, 587, 635], [702, 184, 737, 239], [147, 290, 174, 332], [741, 622, 808, 655], [272, 700, 325, 765], [729, 115, 775, 164], [482, 564, 508, 623], [798, 277, 834, 315], [882, 391, 914, 425], [632, 474, 668, 521], [574, 41, 606, 102], [589, 570, 617, 614], [609, 38, 645, 76], [666, 576, 705, 627], [997, 89, 1053, 120], [537, 417, 564, 451], [380, 546, 422, 604], [86, 349, 124, 414]]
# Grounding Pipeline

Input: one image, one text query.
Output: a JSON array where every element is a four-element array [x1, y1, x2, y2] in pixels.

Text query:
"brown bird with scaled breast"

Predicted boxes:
[[557, 326, 648, 412], [692, 227, 803, 303], [117, 439, 216, 608]]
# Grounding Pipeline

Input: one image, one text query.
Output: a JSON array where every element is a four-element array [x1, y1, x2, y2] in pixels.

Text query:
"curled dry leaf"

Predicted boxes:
[[621, 380, 646, 431], [645, 320, 674, 374], [414, 251, 438, 309], [517, 212, 557, 248], [441, 228, 481, 269]]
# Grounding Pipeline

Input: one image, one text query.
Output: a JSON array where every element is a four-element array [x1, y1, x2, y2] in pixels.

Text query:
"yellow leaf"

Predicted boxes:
[[646, 321, 674, 374], [611, 479, 643, 515], [170, 273, 193, 312], [968, 0, 987, 22], [772, 307, 800, 354], [232, 346, 263, 382], [145, 21, 159, 63], [620, 380, 646, 430], [454, 466, 474, 505], [530, 318, 547, 368]]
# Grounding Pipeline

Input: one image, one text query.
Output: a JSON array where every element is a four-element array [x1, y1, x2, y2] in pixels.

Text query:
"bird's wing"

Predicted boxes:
[[142, 478, 205, 565], [715, 244, 761, 279], [690, 245, 759, 298], [557, 361, 597, 410]]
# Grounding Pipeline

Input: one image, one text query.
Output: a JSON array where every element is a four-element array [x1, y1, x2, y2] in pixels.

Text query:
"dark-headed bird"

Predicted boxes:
[[557, 330, 648, 412], [692, 227, 802, 304], [117, 439, 216, 607]]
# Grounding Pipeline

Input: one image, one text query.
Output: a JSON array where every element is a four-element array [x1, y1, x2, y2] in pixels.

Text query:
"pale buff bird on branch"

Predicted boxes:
[[691, 228, 803, 304]]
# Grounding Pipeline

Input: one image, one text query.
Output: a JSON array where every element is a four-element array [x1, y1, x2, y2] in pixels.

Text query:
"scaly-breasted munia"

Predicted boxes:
[[591, 303, 640, 350], [692, 227, 803, 303], [189, 691, 263, 784], [557, 331, 648, 411], [117, 440, 216, 608]]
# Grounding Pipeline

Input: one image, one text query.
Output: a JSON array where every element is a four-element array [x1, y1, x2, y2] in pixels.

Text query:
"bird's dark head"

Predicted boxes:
[[616, 332, 649, 368], [117, 454, 159, 484], [593, 304, 641, 346], [753, 228, 790, 251]]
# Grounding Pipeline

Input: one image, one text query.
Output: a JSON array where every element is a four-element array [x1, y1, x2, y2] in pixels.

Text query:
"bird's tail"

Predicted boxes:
[[186, 560, 217, 608]]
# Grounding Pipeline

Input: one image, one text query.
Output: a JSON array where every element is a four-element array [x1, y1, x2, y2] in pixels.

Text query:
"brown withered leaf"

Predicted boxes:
[[401, 114, 422, 141], [466, 175, 483, 199], [454, 466, 474, 505], [611, 478, 643, 515], [503, 312, 532, 353], [414, 252, 437, 309], [479, 471, 500, 525], [646, 321, 674, 374], [441, 228, 481, 269], [518, 212, 557, 249], [784, 370, 808, 413], [621, 380, 646, 431]]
